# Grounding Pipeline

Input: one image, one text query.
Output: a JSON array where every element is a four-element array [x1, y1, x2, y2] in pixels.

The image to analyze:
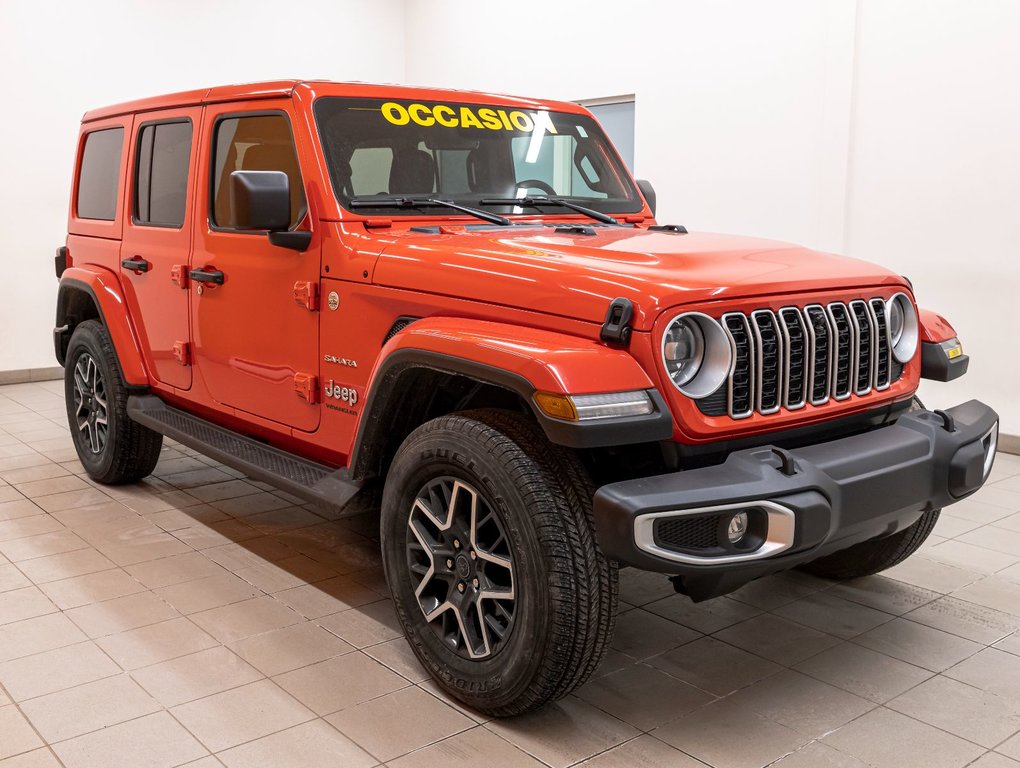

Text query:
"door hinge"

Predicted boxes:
[[173, 341, 191, 366], [294, 372, 319, 403], [170, 265, 189, 289], [293, 281, 319, 311]]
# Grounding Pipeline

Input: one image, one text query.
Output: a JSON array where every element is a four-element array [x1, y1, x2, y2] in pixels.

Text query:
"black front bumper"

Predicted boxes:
[[593, 400, 998, 600]]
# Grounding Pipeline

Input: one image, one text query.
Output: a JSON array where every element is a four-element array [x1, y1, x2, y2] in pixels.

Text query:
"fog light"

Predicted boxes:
[[727, 512, 749, 544]]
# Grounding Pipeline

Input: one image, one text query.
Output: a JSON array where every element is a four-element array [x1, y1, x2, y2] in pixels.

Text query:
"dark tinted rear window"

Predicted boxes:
[[135, 121, 192, 227], [77, 128, 124, 220]]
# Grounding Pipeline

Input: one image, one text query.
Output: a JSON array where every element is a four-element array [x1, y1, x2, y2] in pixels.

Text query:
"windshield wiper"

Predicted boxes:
[[479, 196, 621, 226], [348, 197, 511, 226]]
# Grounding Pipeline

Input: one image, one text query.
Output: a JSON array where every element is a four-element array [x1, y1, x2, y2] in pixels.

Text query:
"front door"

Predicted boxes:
[[190, 103, 320, 431], [121, 108, 200, 390]]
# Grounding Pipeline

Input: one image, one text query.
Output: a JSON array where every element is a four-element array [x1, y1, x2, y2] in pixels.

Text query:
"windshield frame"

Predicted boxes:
[[311, 96, 645, 219]]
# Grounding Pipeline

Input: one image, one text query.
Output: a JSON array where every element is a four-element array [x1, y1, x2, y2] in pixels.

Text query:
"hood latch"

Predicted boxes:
[[600, 297, 634, 345]]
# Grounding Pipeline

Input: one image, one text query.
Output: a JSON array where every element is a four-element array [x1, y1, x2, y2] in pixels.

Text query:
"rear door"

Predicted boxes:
[[121, 108, 201, 390], [189, 103, 320, 431]]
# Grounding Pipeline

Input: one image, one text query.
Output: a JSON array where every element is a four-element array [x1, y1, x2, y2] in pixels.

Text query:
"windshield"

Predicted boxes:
[[313, 97, 643, 216]]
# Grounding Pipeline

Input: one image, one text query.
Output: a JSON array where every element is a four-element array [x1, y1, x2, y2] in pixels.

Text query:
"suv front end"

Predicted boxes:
[[586, 287, 997, 599]]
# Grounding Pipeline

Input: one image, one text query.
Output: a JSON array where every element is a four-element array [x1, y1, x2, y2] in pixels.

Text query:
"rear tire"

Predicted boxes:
[[380, 408, 617, 716], [64, 320, 162, 484], [799, 508, 941, 580]]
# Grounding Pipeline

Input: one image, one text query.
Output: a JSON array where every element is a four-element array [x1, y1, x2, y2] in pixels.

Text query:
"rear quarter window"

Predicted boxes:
[[135, 121, 192, 227], [77, 127, 125, 220]]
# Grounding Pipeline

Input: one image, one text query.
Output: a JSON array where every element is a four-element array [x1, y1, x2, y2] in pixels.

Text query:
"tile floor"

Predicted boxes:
[[1, 379, 1019, 767]]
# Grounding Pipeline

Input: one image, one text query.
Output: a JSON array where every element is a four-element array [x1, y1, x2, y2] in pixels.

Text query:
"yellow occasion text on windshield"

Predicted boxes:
[[380, 102, 557, 133]]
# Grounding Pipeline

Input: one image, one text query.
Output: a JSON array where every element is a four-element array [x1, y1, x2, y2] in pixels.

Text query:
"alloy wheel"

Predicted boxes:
[[406, 476, 516, 659], [72, 353, 109, 454]]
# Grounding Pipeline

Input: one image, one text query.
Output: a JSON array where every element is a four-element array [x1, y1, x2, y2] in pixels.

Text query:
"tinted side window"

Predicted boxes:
[[212, 114, 306, 229], [135, 121, 192, 227], [77, 128, 124, 220]]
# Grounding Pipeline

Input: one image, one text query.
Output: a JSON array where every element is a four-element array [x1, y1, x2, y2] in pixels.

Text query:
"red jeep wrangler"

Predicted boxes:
[[55, 80, 998, 716]]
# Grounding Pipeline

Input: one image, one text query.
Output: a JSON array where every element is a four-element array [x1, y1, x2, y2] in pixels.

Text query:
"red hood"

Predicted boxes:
[[371, 225, 907, 330]]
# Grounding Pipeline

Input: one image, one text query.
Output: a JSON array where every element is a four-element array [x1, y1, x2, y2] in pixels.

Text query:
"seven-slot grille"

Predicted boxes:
[[712, 299, 895, 419]]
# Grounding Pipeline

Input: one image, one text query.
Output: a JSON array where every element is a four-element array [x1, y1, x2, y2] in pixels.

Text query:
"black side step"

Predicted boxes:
[[127, 395, 362, 512]]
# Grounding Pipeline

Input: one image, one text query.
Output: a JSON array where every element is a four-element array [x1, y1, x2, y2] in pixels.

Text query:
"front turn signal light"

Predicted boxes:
[[534, 390, 655, 422], [534, 392, 578, 421]]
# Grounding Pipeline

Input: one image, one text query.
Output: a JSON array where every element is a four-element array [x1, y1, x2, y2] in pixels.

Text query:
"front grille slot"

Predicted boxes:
[[804, 305, 831, 405], [778, 308, 807, 409], [723, 313, 754, 418], [828, 303, 855, 400], [702, 296, 904, 420], [751, 311, 783, 414], [850, 300, 873, 395], [870, 298, 891, 390]]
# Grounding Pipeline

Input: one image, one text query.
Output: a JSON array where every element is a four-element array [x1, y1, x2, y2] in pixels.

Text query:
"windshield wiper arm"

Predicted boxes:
[[348, 197, 511, 226], [479, 196, 621, 226]]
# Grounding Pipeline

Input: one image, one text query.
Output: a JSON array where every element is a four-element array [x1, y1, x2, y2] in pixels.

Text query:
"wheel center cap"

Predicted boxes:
[[455, 553, 472, 580]]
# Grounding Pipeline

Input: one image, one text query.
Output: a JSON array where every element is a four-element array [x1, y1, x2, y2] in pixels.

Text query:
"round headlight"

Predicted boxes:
[[661, 313, 732, 398], [886, 292, 919, 363], [888, 298, 904, 346], [663, 318, 704, 387]]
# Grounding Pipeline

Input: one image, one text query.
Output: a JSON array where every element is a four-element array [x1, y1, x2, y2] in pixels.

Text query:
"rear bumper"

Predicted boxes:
[[593, 400, 998, 600]]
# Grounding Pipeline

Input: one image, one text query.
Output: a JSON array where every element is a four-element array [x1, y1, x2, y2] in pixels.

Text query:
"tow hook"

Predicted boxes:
[[770, 447, 799, 476], [934, 409, 957, 432]]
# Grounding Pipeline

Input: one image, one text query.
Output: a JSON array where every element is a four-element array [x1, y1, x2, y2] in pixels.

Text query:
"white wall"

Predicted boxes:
[[3, 0, 1017, 433], [0, 0, 406, 373], [846, 0, 1020, 433], [404, 0, 857, 251]]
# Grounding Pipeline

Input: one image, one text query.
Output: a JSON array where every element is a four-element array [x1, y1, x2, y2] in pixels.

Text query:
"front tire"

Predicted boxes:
[[799, 395, 937, 580], [381, 409, 617, 716], [64, 320, 162, 484], [799, 508, 941, 580]]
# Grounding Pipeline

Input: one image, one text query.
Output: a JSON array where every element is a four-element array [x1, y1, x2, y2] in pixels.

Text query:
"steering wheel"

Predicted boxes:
[[514, 179, 557, 196]]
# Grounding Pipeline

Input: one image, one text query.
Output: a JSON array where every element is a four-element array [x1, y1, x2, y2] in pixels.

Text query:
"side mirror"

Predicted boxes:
[[229, 170, 311, 251], [229, 170, 291, 230], [636, 179, 656, 217]]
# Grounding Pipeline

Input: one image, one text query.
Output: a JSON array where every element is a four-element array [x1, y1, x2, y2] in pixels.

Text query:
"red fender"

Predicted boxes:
[[918, 307, 958, 344], [348, 317, 664, 475], [373, 317, 654, 395], [57, 266, 150, 386]]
